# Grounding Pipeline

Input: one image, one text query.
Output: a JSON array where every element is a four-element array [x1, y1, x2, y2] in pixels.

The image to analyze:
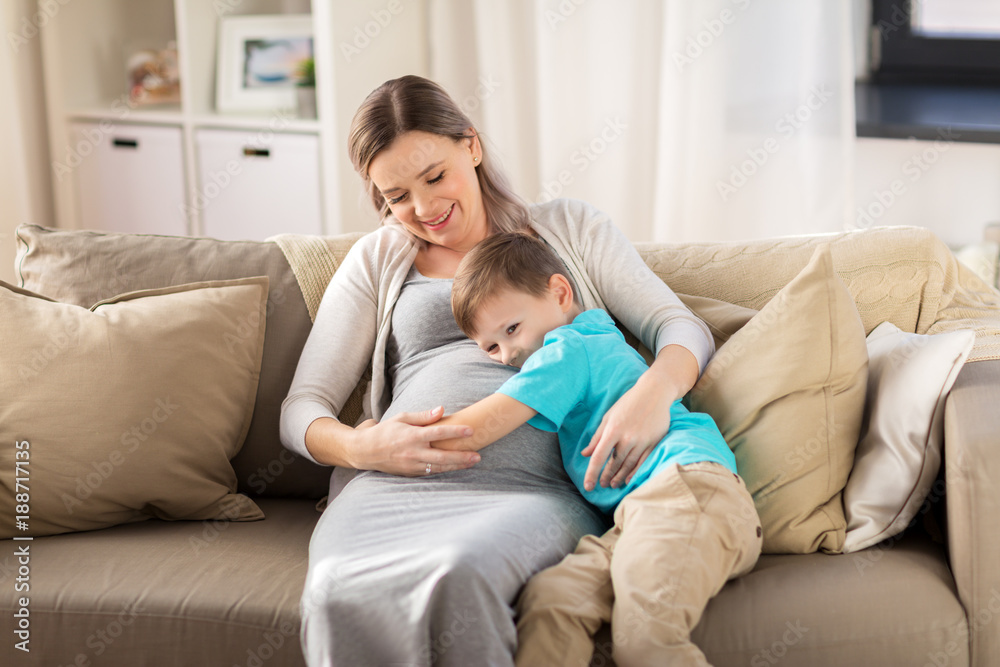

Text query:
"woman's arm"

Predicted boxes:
[[280, 233, 481, 475], [431, 394, 537, 451], [564, 200, 715, 371], [545, 200, 715, 489], [280, 238, 377, 465], [305, 410, 482, 474]]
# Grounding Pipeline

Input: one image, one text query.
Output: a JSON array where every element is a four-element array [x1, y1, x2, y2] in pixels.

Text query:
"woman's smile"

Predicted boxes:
[[420, 203, 455, 230]]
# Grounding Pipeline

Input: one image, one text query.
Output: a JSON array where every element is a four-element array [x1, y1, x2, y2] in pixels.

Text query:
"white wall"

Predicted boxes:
[[854, 137, 1000, 247], [0, 0, 55, 284]]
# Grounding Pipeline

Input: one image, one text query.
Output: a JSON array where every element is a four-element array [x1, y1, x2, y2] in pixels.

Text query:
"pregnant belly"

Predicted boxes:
[[384, 341, 517, 419], [383, 341, 568, 484]]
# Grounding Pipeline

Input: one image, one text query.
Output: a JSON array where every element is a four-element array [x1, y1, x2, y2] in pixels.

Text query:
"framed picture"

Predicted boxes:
[[216, 14, 313, 113]]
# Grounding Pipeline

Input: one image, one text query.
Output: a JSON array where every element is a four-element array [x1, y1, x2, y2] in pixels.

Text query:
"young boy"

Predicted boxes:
[[434, 231, 763, 667]]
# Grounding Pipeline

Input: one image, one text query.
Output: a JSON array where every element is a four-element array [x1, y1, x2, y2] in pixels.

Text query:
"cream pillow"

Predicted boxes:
[[689, 245, 868, 554], [841, 322, 974, 553], [0, 278, 268, 538]]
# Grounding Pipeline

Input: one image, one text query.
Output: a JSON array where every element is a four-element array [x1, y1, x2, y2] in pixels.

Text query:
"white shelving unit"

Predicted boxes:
[[39, 0, 430, 239]]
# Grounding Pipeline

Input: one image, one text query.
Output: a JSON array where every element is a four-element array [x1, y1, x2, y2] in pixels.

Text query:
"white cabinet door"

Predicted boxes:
[[195, 129, 322, 241], [70, 122, 188, 236]]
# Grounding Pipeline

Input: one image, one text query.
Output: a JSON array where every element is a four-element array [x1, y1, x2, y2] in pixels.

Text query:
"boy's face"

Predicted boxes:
[[471, 276, 576, 368]]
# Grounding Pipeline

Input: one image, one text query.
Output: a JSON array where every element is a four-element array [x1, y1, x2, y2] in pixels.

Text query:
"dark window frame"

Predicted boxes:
[[871, 0, 1000, 85]]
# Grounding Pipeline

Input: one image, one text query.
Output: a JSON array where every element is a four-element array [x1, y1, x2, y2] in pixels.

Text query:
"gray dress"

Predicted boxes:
[[300, 267, 607, 666]]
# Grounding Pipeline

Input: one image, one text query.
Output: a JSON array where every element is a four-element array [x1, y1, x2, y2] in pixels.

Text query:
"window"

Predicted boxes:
[[872, 0, 1000, 84], [913, 0, 1000, 38]]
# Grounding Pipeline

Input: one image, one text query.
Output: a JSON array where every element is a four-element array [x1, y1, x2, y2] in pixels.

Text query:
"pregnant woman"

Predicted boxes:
[[280, 75, 715, 666]]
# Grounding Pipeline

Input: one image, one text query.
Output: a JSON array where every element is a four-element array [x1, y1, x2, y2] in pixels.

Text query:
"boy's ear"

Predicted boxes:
[[548, 274, 575, 312]]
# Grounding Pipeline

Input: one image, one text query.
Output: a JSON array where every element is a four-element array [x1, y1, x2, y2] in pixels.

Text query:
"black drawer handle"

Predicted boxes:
[[243, 147, 270, 157], [112, 138, 138, 149]]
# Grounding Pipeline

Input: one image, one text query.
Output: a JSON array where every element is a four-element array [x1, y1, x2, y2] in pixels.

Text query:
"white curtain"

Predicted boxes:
[[0, 0, 54, 283], [427, 0, 855, 243]]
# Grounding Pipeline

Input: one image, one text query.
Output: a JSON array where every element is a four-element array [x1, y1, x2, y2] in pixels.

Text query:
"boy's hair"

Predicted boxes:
[[452, 231, 578, 337]]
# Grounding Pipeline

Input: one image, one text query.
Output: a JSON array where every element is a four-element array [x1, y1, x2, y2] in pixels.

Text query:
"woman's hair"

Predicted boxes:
[[347, 75, 531, 234], [452, 231, 578, 338]]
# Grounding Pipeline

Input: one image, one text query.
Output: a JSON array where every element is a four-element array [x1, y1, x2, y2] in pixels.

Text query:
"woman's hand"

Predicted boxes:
[[350, 406, 481, 476], [580, 344, 699, 491], [580, 379, 671, 491]]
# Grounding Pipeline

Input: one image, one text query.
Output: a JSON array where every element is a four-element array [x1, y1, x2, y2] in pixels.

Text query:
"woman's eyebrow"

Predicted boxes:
[[381, 161, 445, 195]]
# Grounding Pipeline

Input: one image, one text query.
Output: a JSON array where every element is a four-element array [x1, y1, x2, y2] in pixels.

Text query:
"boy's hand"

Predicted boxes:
[[580, 376, 673, 491], [581, 344, 698, 491]]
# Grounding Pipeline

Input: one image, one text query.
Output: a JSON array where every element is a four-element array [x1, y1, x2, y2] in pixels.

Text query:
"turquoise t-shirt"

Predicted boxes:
[[497, 309, 736, 514]]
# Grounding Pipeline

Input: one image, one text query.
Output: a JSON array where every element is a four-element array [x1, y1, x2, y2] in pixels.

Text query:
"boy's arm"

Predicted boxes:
[[431, 393, 537, 452]]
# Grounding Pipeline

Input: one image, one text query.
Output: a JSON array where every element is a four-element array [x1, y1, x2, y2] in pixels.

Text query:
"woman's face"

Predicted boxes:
[[368, 130, 487, 253]]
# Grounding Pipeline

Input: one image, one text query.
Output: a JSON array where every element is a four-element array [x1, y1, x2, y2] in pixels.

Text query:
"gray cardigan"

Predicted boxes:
[[280, 198, 714, 466]]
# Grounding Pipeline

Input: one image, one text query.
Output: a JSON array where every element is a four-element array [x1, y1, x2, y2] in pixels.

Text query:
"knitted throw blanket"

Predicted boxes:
[[270, 231, 367, 322], [270, 231, 369, 427], [271, 226, 1000, 364], [634, 226, 1000, 363]]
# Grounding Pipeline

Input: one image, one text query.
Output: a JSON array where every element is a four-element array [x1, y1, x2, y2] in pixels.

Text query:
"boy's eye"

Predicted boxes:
[[486, 344, 498, 354], [428, 170, 445, 185], [506, 324, 518, 335]]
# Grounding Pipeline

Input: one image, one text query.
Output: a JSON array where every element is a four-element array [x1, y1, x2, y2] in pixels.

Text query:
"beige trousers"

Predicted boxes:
[[515, 462, 763, 667]]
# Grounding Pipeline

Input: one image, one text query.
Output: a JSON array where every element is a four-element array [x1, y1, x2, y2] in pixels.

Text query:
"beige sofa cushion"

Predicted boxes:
[[689, 246, 868, 554], [13, 224, 354, 499], [0, 501, 967, 667], [677, 293, 757, 350], [0, 498, 315, 667], [0, 278, 267, 537], [691, 531, 969, 666]]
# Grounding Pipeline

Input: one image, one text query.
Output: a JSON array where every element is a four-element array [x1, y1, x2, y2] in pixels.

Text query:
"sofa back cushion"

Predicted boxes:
[[18, 223, 998, 504], [14, 225, 333, 499]]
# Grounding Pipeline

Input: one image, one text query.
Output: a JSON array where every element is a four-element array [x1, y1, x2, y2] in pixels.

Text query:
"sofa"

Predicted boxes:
[[1, 222, 999, 667]]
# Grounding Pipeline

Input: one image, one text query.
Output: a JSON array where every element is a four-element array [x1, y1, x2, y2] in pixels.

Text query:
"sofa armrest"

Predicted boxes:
[[944, 359, 1000, 667]]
